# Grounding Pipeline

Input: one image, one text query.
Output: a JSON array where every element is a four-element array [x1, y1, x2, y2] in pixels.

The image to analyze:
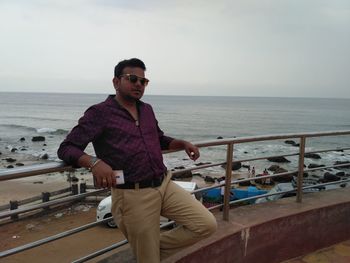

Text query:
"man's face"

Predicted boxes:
[[113, 67, 147, 102]]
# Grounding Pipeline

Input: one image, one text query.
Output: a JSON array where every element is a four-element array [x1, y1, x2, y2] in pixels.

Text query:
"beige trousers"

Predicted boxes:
[[111, 172, 217, 263]]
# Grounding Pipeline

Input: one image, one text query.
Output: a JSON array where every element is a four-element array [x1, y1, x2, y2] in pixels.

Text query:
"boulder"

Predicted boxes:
[[5, 158, 16, 163], [335, 171, 345, 177], [204, 176, 215, 183], [217, 136, 223, 139], [32, 136, 45, 142], [267, 156, 290, 163], [20, 137, 25, 141], [304, 153, 321, 159], [40, 153, 49, 160], [284, 140, 296, 145], [238, 180, 252, 186], [267, 165, 281, 172], [323, 172, 340, 182], [172, 170, 193, 179], [221, 161, 242, 171], [308, 163, 325, 169], [272, 167, 292, 182]]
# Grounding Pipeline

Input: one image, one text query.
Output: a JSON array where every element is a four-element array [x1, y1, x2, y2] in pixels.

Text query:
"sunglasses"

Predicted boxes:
[[119, 74, 149, 86]]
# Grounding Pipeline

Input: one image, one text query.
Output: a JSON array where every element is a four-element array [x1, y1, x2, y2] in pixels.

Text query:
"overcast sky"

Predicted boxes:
[[0, 0, 349, 98]]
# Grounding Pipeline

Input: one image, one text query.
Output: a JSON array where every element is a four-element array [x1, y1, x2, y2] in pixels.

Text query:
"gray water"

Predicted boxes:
[[0, 92, 349, 173]]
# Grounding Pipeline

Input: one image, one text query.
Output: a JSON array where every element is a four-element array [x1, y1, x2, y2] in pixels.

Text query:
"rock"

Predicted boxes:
[[272, 167, 292, 182], [285, 140, 295, 145], [194, 162, 211, 166], [304, 153, 321, 159], [174, 166, 185, 170], [308, 163, 325, 169], [33, 181, 43, 184], [238, 180, 252, 186], [32, 136, 45, 142], [54, 213, 63, 218], [15, 163, 24, 166], [5, 158, 16, 163], [0, 152, 2, 155], [336, 171, 345, 177], [20, 137, 25, 141], [172, 170, 193, 179], [272, 174, 293, 183], [43, 143, 47, 146], [7, 165, 14, 168], [323, 172, 340, 182], [217, 136, 223, 139], [11, 148, 18, 152], [267, 165, 281, 172], [221, 161, 242, 171], [291, 171, 309, 178], [40, 153, 49, 160], [26, 224, 36, 231], [204, 176, 215, 183], [267, 156, 290, 163]]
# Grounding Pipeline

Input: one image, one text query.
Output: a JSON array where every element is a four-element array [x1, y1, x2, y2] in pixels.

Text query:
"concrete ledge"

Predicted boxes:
[[164, 187, 350, 263]]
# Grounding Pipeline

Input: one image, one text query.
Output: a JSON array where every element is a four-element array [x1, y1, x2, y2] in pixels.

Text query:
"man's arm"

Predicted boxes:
[[57, 106, 115, 188], [168, 139, 200, 161]]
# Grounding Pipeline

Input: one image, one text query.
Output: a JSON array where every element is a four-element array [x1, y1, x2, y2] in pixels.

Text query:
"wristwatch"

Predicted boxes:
[[89, 156, 101, 170]]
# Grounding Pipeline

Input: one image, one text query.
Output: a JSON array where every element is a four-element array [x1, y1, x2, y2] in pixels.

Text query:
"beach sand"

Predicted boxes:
[[0, 151, 95, 206]]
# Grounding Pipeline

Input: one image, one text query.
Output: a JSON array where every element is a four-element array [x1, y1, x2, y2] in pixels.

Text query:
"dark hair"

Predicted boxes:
[[114, 58, 146, 77]]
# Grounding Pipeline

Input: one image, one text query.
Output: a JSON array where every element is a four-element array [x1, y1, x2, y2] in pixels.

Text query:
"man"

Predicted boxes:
[[57, 58, 217, 263]]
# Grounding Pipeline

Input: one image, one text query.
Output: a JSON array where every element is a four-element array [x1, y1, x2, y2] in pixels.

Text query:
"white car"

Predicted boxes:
[[96, 181, 198, 228]]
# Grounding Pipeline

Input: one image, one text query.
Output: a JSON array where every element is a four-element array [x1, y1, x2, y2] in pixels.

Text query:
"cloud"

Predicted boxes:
[[0, 0, 349, 98]]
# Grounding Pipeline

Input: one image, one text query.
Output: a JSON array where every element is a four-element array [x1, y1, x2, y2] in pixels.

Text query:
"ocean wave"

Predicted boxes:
[[36, 128, 68, 135], [0, 124, 36, 131]]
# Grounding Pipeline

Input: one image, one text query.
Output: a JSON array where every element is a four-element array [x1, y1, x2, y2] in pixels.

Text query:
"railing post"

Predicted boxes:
[[10, 200, 18, 220], [42, 192, 50, 202], [296, 136, 306, 203], [71, 177, 79, 195], [80, 181, 87, 194], [223, 142, 234, 221]]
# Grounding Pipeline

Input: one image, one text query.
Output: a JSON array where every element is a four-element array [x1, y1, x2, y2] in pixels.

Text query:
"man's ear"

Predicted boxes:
[[112, 77, 119, 91]]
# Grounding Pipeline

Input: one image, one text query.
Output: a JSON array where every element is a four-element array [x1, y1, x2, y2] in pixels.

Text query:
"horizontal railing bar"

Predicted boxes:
[[0, 189, 107, 219], [227, 178, 350, 205], [195, 130, 350, 148], [172, 147, 350, 178], [0, 162, 73, 181], [0, 217, 111, 258], [71, 239, 129, 263], [1, 136, 349, 183]]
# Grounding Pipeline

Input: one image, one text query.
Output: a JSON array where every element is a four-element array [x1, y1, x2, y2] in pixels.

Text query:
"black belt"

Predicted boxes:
[[116, 175, 164, 189]]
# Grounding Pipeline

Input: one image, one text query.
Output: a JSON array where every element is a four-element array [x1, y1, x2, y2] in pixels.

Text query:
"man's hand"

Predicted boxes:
[[169, 139, 200, 161], [92, 160, 116, 188], [183, 141, 200, 161]]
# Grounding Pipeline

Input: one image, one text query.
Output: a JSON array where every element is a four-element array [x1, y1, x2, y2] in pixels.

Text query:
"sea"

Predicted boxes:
[[0, 92, 350, 175]]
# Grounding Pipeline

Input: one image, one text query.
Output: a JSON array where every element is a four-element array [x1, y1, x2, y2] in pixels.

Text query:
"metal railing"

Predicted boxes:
[[0, 130, 349, 261]]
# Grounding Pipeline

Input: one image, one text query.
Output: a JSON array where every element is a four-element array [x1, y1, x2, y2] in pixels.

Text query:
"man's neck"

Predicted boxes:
[[115, 95, 137, 110]]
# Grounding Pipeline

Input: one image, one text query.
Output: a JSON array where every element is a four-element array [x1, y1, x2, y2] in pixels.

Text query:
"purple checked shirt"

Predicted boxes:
[[57, 95, 174, 182]]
